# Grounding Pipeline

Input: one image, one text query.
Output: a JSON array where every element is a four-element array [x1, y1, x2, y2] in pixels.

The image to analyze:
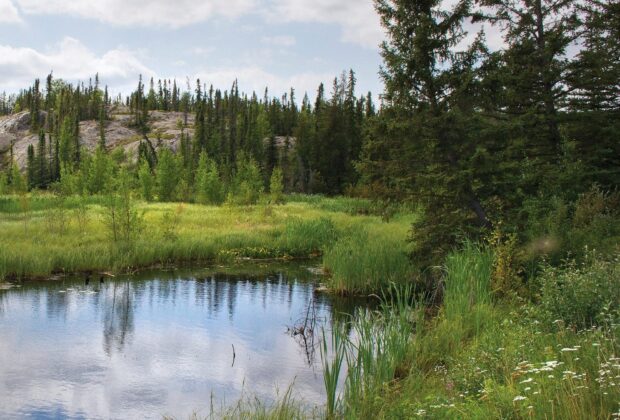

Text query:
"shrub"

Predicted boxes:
[[269, 167, 284, 204], [540, 254, 620, 330]]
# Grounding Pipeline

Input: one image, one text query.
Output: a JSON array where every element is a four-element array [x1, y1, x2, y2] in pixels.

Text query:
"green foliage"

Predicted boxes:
[[540, 255, 620, 330], [102, 168, 143, 242], [230, 153, 263, 205], [326, 288, 421, 418], [277, 217, 337, 257], [155, 148, 178, 202], [323, 226, 413, 294], [138, 160, 154, 202], [86, 147, 113, 194], [195, 151, 224, 205], [269, 167, 284, 204], [443, 243, 494, 322], [521, 185, 620, 264], [0, 172, 7, 195]]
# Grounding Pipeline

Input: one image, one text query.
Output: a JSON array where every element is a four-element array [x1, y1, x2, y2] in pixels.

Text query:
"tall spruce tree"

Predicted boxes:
[[360, 0, 490, 264]]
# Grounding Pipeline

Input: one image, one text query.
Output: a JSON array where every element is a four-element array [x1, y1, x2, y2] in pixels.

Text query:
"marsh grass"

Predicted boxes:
[[165, 385, 321, 420], [0, 194, 415, 281], [322, 225, 414, 295], [320, 284, 422, 418], [333, 245, 620, 419]]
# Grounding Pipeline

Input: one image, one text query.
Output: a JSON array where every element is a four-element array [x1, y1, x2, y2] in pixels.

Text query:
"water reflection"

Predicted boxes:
[[103, 281, 135, 356], [0, 264, 362, 419]]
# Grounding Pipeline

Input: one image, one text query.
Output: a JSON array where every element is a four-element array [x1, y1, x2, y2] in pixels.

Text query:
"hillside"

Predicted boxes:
[[0, 108, 195, 170]]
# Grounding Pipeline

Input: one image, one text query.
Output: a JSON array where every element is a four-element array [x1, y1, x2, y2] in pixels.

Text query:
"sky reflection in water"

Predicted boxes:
[[0, 266, 358, 419]]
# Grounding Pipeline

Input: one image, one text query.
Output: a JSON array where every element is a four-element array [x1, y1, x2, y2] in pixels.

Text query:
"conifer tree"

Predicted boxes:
[[35, 129, 48, 188], [269, 167, 284, 204], [27, 144, 36, 190]]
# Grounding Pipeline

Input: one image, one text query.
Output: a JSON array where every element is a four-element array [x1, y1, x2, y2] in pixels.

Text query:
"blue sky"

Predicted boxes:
[[0, 0, 388, 100]]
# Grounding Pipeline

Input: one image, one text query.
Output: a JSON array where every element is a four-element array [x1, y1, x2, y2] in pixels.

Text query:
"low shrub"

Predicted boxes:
[[540, 254, 620, 330]]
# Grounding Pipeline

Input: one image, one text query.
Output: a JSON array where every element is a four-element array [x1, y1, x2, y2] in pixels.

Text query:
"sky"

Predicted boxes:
[[0, 0, 389, 100]]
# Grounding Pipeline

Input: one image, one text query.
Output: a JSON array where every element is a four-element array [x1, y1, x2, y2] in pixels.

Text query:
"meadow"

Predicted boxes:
[[0, 193, 416, 291]]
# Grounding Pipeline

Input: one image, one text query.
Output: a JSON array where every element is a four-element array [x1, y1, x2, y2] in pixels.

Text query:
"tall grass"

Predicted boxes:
[[443, 241, 494, 323], [332, 245, 620, 419], [322, 227, 414, 295], [320, 327, 345, 418], [277, 217, 337, 257], [0, 194, 416, 284], [323, 285, 422, 418]]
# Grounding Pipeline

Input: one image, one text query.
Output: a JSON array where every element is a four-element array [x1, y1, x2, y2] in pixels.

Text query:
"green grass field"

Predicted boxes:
[[0, 193, 416, 295]]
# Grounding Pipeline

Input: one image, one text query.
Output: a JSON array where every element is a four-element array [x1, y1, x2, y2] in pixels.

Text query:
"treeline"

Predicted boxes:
[[1, 70, 374, 199], [358, 0, 620, 264]]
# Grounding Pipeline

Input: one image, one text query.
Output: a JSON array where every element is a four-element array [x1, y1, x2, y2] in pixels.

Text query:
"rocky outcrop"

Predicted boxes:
[[0, 110, 196, 170]]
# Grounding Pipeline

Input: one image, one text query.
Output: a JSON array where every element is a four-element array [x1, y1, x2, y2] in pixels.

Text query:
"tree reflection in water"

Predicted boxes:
[[103, 280, 135, 356]]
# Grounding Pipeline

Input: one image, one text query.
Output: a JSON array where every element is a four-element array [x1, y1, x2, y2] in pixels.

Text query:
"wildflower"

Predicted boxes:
[[513, 396, 527, 402], [520, 378, 534, 384], [561, 347, 578, 352]]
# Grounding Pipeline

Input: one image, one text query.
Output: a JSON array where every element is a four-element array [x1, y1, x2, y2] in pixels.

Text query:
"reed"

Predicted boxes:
[[322, 226, 414, 295]]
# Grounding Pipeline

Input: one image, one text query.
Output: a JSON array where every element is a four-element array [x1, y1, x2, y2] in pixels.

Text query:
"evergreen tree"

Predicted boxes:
[[35, 129, 48, 188], [27, 144, 36, 190], [361, 0, 490, 264], [269, 166, 284, 204], [98, 103, 106, 149]]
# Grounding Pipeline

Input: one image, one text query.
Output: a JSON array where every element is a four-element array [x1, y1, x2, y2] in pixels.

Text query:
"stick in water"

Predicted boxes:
[[231, 344, 236, 367]]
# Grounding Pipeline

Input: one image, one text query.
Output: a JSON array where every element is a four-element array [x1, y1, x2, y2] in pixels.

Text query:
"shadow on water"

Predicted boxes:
[[0, 262, 369, 419]]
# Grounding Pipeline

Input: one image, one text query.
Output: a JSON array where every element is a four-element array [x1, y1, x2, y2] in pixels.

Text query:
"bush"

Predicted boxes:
[[521, 185, 620, 264], [540, 254, 620, 330]]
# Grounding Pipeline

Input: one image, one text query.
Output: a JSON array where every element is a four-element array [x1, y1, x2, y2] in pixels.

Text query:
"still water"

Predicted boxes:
[[0, 264, 360, 419]]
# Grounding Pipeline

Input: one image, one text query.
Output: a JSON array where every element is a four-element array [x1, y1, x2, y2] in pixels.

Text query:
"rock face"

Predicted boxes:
[[0, 110, 196, 170]]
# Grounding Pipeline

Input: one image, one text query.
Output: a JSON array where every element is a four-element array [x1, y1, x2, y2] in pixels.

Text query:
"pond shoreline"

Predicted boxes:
[[1, 255, 324, 284]]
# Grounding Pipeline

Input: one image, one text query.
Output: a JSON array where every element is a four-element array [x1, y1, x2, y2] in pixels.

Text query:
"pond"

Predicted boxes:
[[0, 264, 364, 419]]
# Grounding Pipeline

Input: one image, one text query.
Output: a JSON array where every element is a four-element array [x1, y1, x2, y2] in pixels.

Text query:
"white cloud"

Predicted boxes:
[[261, 35, 296, 47], [0, 37, 154, 91], [266, 0, 383, 49], [0, 0, 21, 23], [15, 0, 257, 27]]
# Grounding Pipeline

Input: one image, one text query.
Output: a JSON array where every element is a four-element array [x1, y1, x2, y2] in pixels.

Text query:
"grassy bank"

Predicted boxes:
[[0, 193, 416, 287], [326, 246, 620, 419]]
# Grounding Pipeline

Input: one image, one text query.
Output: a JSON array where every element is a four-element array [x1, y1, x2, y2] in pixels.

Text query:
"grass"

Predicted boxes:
[[0, 193, 416, 284], [322, 215, 416, 295], [330, 246, 620, 419]]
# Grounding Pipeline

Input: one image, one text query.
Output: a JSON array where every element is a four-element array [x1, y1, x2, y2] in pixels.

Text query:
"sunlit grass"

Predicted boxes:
[[0, 193, 416, 284]]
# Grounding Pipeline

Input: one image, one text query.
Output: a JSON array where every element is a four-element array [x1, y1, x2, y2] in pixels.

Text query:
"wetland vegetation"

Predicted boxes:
[[1, 0, 619, 418]]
